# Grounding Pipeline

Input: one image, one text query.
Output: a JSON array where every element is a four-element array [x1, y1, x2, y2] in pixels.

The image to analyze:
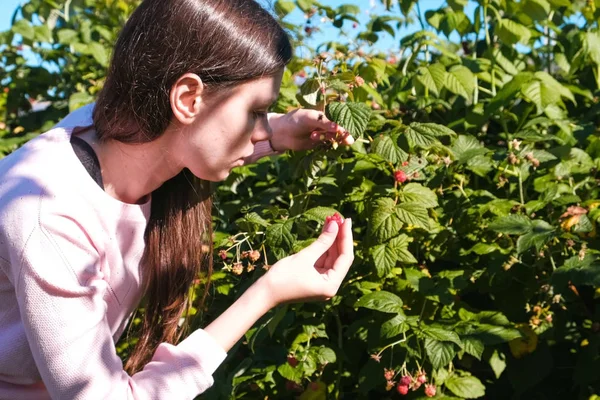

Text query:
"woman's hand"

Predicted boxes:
[[268, 109, 355, 152], [260, 217, 354, 307]]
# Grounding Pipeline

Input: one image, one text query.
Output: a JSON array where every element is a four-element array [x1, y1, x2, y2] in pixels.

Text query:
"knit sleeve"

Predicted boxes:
[[245, 140, 284, 164], [8, 206, 226, 399]]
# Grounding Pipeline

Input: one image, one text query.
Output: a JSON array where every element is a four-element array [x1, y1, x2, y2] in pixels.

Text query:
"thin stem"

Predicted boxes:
[[334, 311, 344, 398]]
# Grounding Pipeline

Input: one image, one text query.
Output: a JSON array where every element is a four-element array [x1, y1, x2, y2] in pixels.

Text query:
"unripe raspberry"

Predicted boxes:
[[399, 375, 412, 386], [394, 170, 408, 183], [417, 373, 427, 384], [383, 368, 395, 381], [425, 384, 436, 397], [310, 131, 320, 141], [249, 250, 260, 262], [397, 384, 409, 395], [402, 161, 409, 167], [232, 262, 243, 275], [354, 76, 365, 87], [218, 250, 227, 260]]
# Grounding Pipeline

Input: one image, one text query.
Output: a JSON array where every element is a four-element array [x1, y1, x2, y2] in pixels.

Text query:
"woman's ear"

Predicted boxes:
[[170, 73, 204, 125]]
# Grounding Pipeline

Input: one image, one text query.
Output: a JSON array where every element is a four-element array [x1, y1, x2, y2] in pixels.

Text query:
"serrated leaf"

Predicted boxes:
[[390, 234, 418, 263], [354, 290, 403, 313], [395, 202, 429, 229], [371, 243, 397, 277], [404, 122, 456, 149], [516, 220, 555, 254], [266, 220, 295, 250], [496, 18, 531, 45], [304, 207, 341, 223], [371, 133, 408, 163], [370, 198, 403, 242], [277, 362, 303, 383], [450, 135, 488, 164], [315, 347, 337, 364], [381, 314, 408, 339], [399, 183, 438, 208], [415, 66, 439, 96], [34, 25, 53, 43], [326, 101, 371, 137], [423, 325, 462, 345], [462, 337, 484, 360], [425, 338, 456, 369], [445, 375, 486, 398], [446, 65, 474, 102], [489, 214, 533, 235]]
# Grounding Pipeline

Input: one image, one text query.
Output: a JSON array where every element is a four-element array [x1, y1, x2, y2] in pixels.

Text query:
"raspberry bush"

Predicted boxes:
[[2, 0, 600, 399]]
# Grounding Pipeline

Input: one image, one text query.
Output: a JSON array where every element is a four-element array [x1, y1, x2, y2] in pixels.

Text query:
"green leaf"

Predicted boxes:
[[370, 198, 403, 242], [496, 18, 531, 45], [326, 101, 371, 137], [12, 19, 34, 41], [404, 122, 456, 149], [522, 0, 550, 21], [275, 0, 296, 17], [425, 338, 456, 369], [445, 375, 486, 398], [371, 243, 398, 277], [266, 220, 295, 250], [488, 350, 507, 379], [451, 135, 488, 164], [395, 203, 430, 229], [34, 25, 53, 43], [422, 325, 462, 346], [381, 314, 408, 339], [303, 207, 340, 223], [446, 65, 474, 102], [389, 235, 418, 263], [489, 214, 533, 235], [299, 78, 320, 107], [69, 91, 94, 112], [516, 220, 555, 254], [277, 362, 303, 383], [399, 183, 438, 208], [371, 133, 408, 163], [354, 290, 404, 313], [487, 72, 534, 114], [462, 337, 484, 360], [57, 29, 78, 44], [315, 347, 337, 364], [415, 66, 439, 96], [88, 42, 109, 66]]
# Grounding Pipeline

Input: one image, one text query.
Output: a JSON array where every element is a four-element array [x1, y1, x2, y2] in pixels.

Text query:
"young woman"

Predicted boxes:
[[0, 0, 355, 399]]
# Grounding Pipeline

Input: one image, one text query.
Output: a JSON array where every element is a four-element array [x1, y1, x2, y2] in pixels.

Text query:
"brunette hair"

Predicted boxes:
[[92, 0, 292, 373]]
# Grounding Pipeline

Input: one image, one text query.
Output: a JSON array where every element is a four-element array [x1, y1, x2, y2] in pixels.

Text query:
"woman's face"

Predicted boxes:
[[177, 70, 284, 182]]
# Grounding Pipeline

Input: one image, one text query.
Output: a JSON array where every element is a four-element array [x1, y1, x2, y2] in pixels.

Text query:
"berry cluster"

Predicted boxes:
[[325, 212, 344, 227], [383, 369, 436, 397]]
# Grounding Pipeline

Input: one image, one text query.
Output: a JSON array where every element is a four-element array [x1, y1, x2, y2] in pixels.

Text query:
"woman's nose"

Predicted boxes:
[[251, 116, 273, 144]]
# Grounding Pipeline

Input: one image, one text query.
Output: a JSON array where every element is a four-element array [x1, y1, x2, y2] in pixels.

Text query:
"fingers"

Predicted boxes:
[[327, 218, 354, 282], [307, 110, 355, 146], [302, 219, 339, 263]]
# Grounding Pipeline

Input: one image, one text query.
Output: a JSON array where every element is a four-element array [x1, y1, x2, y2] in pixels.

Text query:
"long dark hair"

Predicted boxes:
[[92, 0, 292, 374]]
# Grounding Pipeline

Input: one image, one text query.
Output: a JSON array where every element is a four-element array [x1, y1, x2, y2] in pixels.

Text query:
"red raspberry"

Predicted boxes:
[[417, 373, 427, 384], [399, 375, 412, 386], [310, 131, 320, 141], [402, 161, 409, 167], [287, 355, 298, 367], [425, 384, 436, 397], [325, 212, 343, 227], [308, 382, 320, 391], [218, 250, 227, 260], [394, 170, 408, 183], [397, 384, 409, 395]]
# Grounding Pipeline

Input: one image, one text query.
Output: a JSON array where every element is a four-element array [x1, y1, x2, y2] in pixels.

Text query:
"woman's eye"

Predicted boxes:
[[253, 111, 267, 119]]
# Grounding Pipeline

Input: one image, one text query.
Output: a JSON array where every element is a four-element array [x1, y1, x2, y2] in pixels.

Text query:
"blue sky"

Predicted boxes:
[[0, 1, 465, 52]]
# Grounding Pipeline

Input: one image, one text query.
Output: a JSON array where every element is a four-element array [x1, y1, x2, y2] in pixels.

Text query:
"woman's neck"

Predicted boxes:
[[77, 128, 183, 204]]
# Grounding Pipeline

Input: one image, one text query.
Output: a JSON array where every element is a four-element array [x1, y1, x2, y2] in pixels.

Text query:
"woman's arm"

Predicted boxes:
[[204, 217, 353, 352]]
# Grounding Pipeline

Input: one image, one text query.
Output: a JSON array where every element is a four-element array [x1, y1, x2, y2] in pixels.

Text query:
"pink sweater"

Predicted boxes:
[[0, 104, 279, 399]]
